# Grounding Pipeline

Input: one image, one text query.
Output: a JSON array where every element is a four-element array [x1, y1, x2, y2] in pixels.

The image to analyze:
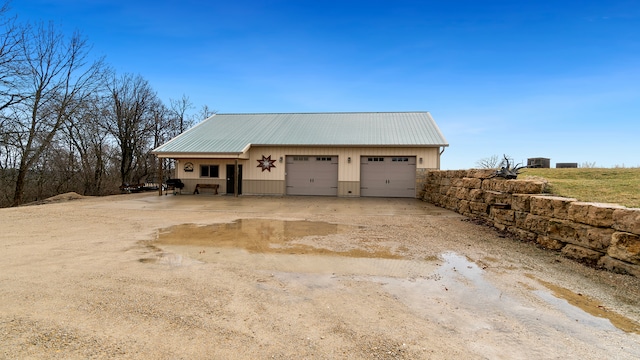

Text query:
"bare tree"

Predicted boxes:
[[105, 73, 159, 185], [169, 94, 193, 134], [8, 22, 104, 206], [475, 154, 501, 169], [0, 2, 24, 113], [197, 104, 216, 121], [61, 94, 117, 195], [0, 3, 25, 204], [0, 2, 209, 206]]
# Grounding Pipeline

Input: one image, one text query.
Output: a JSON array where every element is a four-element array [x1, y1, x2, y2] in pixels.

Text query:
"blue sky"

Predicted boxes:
[[10, 0, 640, 169]]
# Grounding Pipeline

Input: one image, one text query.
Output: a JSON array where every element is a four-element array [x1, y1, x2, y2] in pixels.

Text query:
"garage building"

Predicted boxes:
[[152, 112, 448, 198]]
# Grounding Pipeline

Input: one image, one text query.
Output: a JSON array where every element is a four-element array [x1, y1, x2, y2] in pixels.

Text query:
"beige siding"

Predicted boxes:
[[174, 159, 249, 180], [244, 152, 285, 181], [170, 145, 440, 197], [174, 159, 250, 194], [247, 146, 439, 182], [243, 180, 285, 195], [180, 178, 225, 194], [338, 181, 360, 197]]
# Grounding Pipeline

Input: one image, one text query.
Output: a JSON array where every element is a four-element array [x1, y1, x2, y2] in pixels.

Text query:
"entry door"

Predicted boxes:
[[360, 156, 416, 197], [286, 156, 338, 196], [226, 164, 243, 194]]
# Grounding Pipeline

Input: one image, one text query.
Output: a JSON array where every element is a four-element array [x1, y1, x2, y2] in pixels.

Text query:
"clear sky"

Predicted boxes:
[[10, 0, 640, 169]]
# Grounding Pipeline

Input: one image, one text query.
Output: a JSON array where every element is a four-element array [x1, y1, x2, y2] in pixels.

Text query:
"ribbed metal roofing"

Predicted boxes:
[[152, 112, 448, 155]]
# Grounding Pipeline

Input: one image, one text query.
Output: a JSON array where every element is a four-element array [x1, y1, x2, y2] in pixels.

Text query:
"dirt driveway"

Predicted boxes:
[[1, 193, 639, 359]]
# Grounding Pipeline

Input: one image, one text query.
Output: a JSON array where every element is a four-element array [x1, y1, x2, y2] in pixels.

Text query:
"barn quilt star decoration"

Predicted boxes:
[[257, 155, 276, 172]]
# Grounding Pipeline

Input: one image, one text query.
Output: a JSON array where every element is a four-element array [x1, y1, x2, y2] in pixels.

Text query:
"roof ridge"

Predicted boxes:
[[217, 111, 429, 115]]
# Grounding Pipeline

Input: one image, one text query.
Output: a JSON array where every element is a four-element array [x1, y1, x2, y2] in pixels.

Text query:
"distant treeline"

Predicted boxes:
[[0, 2, 212, 207]]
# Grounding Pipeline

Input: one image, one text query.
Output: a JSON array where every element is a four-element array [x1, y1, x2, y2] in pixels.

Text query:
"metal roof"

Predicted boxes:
[[152, 112, 448, 155]]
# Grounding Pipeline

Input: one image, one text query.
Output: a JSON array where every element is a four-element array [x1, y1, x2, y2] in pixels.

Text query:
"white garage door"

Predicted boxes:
[[286, 156, 338, 196], [360, 156, 416, 197]]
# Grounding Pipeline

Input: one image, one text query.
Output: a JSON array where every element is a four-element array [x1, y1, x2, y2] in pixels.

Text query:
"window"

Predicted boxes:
[[368, 157, 384, 162], [392, 157, 409, 162], [200, 165, 219, 178], [293, 156, 309, 161], [316, 157, 333, 161]]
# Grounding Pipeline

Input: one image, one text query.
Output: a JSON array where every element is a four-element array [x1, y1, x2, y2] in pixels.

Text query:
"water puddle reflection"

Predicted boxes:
[[146, 219, 640, 339], [153, 219, 401, 259], [372, 252, 507, 321], [373, 253, 640, 358], [529, 275, 640, 334]]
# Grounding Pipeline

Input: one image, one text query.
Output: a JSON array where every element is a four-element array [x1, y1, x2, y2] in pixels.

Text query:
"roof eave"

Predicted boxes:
[[250, 143, 449, 147], [153, 152, 249, 159], [153, 143, 450, 158]]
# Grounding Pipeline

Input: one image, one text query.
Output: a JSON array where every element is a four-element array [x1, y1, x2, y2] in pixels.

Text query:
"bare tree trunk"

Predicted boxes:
[[9, 23, 103, 206], [106, 73, 158, 186], [12, 165, 26, 205]]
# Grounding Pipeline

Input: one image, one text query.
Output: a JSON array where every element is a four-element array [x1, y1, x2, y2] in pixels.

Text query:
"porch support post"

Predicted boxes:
[[234, 159, 239, 197], [157, 156, 163, 196]]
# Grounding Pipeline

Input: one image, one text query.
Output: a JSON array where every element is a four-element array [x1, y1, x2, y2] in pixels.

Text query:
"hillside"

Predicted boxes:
[[521, 168, 640, 208]]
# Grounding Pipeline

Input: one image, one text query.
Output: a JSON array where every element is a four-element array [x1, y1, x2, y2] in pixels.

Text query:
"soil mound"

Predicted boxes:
[[46, 192, 85, 202]]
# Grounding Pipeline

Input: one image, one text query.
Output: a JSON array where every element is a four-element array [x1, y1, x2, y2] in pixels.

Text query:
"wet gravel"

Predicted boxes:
[[1, 193, 639, 359]]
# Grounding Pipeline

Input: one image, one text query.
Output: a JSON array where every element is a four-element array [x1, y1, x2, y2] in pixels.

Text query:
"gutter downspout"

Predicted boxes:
[[438, 146, 446, 170]]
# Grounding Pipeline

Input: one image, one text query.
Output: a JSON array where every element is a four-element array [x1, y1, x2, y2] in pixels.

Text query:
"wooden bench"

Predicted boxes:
[[194, 183, 219, 195]]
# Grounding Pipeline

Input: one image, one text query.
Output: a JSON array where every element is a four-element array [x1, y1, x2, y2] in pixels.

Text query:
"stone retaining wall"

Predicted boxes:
[[420, 169, 640, 277]]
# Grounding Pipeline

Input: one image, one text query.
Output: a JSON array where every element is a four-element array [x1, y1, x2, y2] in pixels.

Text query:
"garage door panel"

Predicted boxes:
[[286, 156, 338, 196], [360, 156, 416, 198]]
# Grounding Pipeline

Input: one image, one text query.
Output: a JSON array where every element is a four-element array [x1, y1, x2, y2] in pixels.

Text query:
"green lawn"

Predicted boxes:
[[520, 168, 640, 208]]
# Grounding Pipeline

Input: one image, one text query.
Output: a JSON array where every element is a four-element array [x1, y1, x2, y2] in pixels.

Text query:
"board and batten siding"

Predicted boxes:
[[174, 159, 239, 194], [246, 146, 439, 181], [172, 146, 440, 197]]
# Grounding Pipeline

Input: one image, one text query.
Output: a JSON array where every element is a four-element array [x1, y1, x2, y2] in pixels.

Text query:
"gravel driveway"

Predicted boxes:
[[1, 193, 639, 359]]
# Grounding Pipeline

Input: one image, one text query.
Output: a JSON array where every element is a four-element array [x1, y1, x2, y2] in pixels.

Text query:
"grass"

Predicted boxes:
[[520, 168, 640, 208]]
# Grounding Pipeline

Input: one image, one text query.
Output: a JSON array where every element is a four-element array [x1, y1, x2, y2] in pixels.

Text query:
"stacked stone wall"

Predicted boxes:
[[420, 170, 640, 277]]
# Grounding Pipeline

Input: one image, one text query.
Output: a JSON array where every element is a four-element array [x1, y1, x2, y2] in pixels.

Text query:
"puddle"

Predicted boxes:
[[529, 275, 640, 334], [375, 252, 504, 314], [142, 223, 640, 359], [152, 219, 401, 259], [147, 220, 640, 338], [371, 253, 640, 358]]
